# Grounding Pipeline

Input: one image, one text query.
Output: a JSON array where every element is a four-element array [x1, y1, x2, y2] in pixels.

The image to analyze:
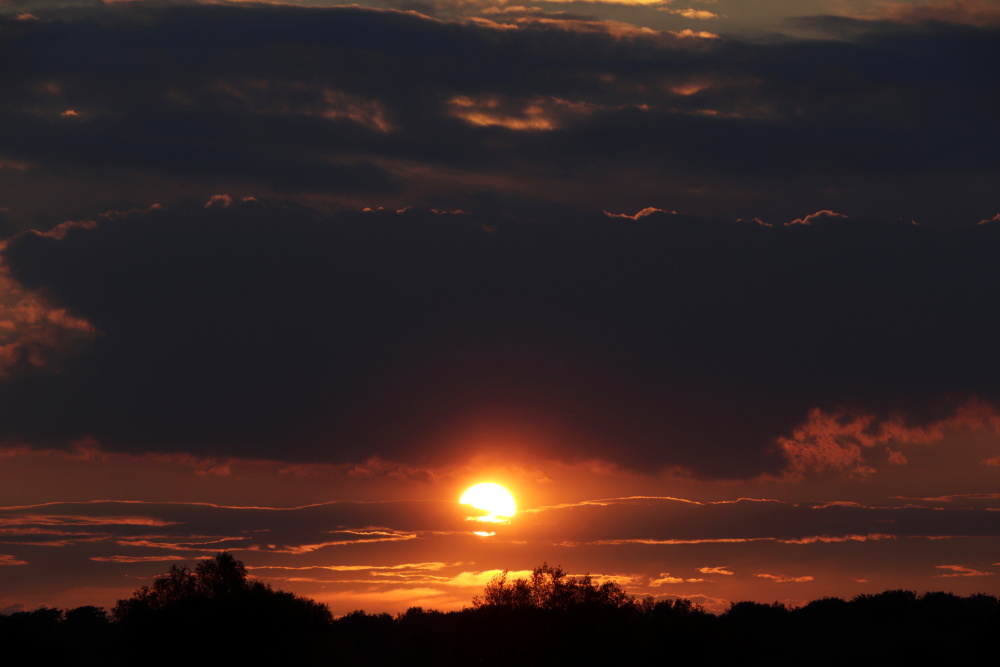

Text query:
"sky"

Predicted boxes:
[[1, 0, 999, 616]]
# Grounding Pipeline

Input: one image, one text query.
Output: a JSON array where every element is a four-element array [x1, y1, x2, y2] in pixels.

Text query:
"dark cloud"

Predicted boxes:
[[0, 3, 997, 228], [1, 2, 998, 476], [1, 202, 999, 478], [523, 498, 1000, 544]]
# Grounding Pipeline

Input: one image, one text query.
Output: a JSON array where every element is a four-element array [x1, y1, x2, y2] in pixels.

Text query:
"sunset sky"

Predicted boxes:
[[1, 0, 999, 617]]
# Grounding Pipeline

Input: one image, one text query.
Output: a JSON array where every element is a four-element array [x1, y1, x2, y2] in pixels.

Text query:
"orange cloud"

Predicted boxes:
[[526, 495, 705, 514], [886, 449, 908, 465], [649, 573, 706, 585], [778, 533, 896, 545], [934, 564, 995, 578], [4, 536, 108, 548], [708, 497, 782, 505], [777, 400, 1000, 478], [0, 527, 105, 537], [89, 554, 192, 563], [0, 246, 96, 379], [508, 16, 718, 41], [589, 537, 769, 545], [447, 94, 604, 131], [445, 569, 534, 588], [670, 29, 720, 38], [204, 193, 233, 208], [603, 207, 677, 220], [698, 566, 734, 575], [786, 210, 849, 226], [588, 573, 644, 587], [0, 514, 177, 528], [0, 554, 28, 566], [245, 530, 418, 554], [777, 410, 875, 478], [479, 6, 547, 16], [587, 532, 903, 547], [754, 573, 814, 583], [0, 214, 139, 377], [661, 8, 718, 19], [114, 535, 250, 551]]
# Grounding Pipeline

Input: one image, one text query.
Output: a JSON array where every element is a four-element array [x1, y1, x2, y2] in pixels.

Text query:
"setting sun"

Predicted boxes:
[[460, 482, 516, 523]]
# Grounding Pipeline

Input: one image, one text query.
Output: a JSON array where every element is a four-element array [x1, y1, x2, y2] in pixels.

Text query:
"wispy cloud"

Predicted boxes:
[[245, 531, 418, 555], [778, 534, 896, 545], [602, 207, 677, 220], [660, 8, 718, 19], [649, 573, 706, 585], [90, 554, 193, 563], [0, 514, 178, 528], [754, 573, 814, 583], [934, 565, 995, 578], [0, 554, 28, 566]]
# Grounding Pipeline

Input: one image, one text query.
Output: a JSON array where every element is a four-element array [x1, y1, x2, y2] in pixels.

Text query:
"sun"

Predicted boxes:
[[460, 482, 516, 524]]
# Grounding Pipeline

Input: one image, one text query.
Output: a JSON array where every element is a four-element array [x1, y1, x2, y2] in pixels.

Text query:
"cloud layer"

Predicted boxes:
[[0, 2, 997, 229], [1, 202, 999, 479]]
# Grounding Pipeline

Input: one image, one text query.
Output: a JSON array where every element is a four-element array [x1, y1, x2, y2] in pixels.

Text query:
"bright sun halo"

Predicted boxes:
[[460, 482, 516, 523]]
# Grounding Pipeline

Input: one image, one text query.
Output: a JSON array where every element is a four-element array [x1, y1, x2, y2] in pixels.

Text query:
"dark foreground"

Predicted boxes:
[[4, 556, 997, 666]]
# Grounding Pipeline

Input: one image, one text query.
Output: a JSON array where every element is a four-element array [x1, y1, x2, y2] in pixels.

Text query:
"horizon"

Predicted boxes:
[[8, 548, 1000, 618]]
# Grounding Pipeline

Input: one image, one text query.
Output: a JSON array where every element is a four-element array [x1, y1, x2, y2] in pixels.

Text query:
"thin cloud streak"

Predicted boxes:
[[0, 554, 29, 566], [755, 573, 814, 583], [934, 565, 995, 578]]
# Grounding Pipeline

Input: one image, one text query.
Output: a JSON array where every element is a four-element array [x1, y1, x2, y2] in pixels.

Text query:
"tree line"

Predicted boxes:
[[2, 555, 998, 666]]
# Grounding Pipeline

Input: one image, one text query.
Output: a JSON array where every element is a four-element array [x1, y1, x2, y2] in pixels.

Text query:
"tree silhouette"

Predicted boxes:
[[5, 555, 999, 666], [467, 563, 642, 665], [112, 552, 333, 665], [473, 562, 634, 611], [194, 550, 247, 597], [111, 564, 196, 620]]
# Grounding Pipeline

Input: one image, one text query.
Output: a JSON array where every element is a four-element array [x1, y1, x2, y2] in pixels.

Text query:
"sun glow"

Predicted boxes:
[[460, 482, 516, 525]]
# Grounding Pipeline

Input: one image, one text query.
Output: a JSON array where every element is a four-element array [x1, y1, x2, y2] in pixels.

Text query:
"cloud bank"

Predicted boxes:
[[1, 202, 999, 480], [0, 2, 996, 229]]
